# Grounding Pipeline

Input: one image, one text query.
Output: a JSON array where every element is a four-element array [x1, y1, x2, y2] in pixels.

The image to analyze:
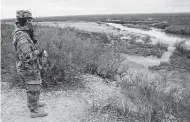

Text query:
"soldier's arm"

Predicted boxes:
[[16, 33, 39, 60]]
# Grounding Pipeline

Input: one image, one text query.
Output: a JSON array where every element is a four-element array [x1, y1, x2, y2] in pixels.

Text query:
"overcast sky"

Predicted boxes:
[[1, 0, 190, 19]]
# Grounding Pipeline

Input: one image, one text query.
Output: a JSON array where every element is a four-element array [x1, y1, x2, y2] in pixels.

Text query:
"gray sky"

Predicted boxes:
[[1, 0, 190, 19]]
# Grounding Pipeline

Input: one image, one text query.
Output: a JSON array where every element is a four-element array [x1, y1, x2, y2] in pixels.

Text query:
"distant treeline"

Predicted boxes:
[[2, 13, 190, 34], [2, 12, 190, 24]]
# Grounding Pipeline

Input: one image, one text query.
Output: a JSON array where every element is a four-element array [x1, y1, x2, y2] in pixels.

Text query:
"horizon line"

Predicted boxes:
[[1, 12, 190, 20]]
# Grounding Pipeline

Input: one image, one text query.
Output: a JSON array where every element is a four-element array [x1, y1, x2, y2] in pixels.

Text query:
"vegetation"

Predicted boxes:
[[170, 41, 190, 72], [113, 35, 168, 58], [1, 24, 19, 87], [1, 23, 168, 88], [150, 22, 169, 29], [165, 25, 190, 34], [149, 40, 190, 72], [1, 24, 121, 88], [89, 71, 190, 122], [123, 24, 151, 30], [2, 23, 190, 121]]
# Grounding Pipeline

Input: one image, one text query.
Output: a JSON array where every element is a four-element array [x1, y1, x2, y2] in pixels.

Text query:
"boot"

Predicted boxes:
[[38, 101, 46, 107], [30, 109, 48, 118]]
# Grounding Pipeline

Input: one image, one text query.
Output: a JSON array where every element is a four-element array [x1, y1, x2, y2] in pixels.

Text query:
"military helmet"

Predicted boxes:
[[16, 10, 33, 19]]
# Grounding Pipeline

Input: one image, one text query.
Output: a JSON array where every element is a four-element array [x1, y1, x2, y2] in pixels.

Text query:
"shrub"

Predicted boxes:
[[149, 41, 190, 72], [1, 24, 120, 88], [151, 22, 169, 29], [1, 24, 20, 85], [123, 24, 151, 30], [169, 41, 190, 72], [174, 40, 190, 54], [113, 37, 168, 58], [165, 25, 190, 34], [91, 70, 190, 122], [149, 61, 171, 71], [1, 24, 15, 73], [34, 26, 121, 86]]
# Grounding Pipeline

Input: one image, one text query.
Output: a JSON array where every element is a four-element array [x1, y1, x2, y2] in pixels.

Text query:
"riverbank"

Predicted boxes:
[[122, 24, 151, 30], [35, 21, 190, 71], [4, 21, 190, 72], [150, 40, 190, 73], [165, 25, 190, 34], [104, 20, 190, 35]]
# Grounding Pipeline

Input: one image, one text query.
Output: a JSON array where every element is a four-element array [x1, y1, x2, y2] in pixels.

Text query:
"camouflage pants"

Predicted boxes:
[[26, 84, 41, 111]]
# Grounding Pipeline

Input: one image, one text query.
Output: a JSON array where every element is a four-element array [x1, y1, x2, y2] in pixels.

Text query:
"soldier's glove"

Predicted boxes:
[[38, 49, 46, 57], [32, 39, 38, 44]]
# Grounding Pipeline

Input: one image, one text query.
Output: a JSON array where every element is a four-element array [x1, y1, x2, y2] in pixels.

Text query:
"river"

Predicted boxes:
[[107, 23, 190, 67], [40, 21, 190, 68], [107, 23, 190, 45]]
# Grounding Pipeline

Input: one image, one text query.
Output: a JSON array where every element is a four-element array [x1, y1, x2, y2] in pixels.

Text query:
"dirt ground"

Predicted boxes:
[[1, 75, 120, 122], [1, 83, 86, 122]]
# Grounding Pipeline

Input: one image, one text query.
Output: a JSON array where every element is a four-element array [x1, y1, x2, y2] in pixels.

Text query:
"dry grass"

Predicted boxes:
[[87, 69, 190, 122], [1, 23, 121, 88], [149, 40, 190, 72], [112, 35, 168, 58], [2, 23, 190, 122]]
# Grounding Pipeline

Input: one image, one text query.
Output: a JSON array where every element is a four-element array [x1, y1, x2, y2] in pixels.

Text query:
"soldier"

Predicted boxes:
[[13, 10, 48, 118]]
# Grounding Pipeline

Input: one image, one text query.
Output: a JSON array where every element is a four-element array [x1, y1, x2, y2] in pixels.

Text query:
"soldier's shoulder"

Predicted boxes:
[[13, 30, 30, 45], [14, 30, 28, 38]]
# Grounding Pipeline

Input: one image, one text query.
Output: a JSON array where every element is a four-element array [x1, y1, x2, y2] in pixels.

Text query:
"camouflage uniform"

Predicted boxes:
[[13, 10, 42, 112]]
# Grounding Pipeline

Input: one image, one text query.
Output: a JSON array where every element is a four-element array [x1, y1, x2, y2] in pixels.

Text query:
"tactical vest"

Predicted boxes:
[[14, 29, 37, 44], [14, 29, 48, 71]]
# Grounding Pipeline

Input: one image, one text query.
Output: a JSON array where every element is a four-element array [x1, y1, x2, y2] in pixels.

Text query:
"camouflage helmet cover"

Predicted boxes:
[[16, 10, 33, 19]]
